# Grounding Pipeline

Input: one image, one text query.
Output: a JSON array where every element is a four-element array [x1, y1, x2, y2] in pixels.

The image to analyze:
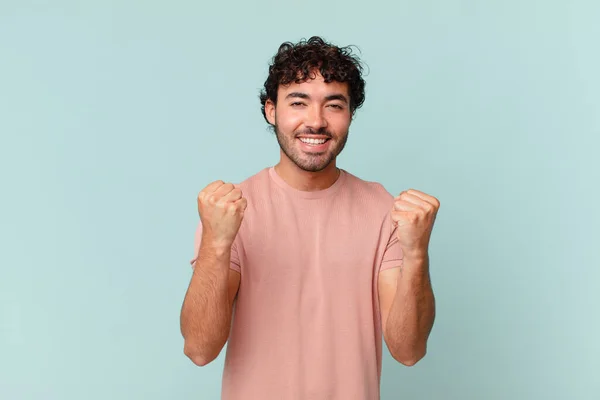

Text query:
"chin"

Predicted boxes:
[[294, 157, 334, 173]]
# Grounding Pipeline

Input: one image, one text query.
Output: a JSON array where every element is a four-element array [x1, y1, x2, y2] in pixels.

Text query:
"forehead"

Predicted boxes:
[[278, 74, 349, 98]]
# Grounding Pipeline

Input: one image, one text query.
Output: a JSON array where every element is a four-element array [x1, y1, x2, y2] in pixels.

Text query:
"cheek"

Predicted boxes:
[[329, 114, 351, 133], [277, 110, 303, 131]]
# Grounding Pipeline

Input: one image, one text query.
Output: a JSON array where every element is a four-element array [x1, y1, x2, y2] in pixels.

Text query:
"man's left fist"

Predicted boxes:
[[391, 189, 440, 258]]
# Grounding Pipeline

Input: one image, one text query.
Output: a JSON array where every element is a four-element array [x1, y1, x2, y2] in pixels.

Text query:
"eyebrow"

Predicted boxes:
[[285, 92, 349, 104]]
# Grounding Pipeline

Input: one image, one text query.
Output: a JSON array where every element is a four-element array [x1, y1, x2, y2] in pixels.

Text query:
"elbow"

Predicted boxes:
[[396, 354, 424, 367], [393, 353, 425, 367], [391, 346, 427, 367], [183, 341, 217, 367], [185, 352, 213, 367]]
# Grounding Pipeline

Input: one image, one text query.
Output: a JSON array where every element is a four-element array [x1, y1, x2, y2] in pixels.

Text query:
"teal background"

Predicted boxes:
[[1, 0, 599, 399]]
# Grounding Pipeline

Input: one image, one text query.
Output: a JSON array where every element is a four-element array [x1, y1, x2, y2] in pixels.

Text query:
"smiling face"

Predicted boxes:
[[265, 72, 352, 173]]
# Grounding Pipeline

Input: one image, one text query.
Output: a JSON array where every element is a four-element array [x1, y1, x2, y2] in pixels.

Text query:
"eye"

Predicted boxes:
[[290, 102, 306, 107], [328, 104, 344, 110]]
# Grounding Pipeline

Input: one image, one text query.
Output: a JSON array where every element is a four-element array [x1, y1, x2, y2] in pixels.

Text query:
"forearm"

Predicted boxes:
[[385, 253, 436, 365], [180, 242, 233, 365]]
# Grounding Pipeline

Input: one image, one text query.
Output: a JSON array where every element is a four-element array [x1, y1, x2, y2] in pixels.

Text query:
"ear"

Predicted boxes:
[[265, 99, 276, 126]]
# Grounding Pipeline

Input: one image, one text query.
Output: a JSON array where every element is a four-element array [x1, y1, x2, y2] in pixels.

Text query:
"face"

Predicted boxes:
[[265, 73, 352, 172]]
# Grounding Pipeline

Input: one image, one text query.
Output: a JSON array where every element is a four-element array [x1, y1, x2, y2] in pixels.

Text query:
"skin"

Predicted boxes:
[[180, 181, 245, 366], [265, 73, 350, 191], [181, 70, 438, 367], [381, 190, 439, 365]]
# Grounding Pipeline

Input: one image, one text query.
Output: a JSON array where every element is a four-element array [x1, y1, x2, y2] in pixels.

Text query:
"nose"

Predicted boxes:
[[305, 105, 327, 131]]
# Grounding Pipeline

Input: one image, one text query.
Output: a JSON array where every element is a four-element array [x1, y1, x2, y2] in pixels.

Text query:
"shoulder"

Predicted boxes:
[[230, 168, 276, 208], [342, 169, 396, 208], [233, 167, 271, 194]]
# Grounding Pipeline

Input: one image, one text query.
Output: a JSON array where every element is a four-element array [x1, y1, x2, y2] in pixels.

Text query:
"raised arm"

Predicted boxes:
[[379, 189, 439, 366], [180, 180, 246, 366]]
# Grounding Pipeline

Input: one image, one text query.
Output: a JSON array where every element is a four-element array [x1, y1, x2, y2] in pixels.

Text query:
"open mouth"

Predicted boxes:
[[297, 137, 331, 146]]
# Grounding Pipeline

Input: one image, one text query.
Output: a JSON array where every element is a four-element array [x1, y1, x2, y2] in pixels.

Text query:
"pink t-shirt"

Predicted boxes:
[[191, 167, 404, 399]]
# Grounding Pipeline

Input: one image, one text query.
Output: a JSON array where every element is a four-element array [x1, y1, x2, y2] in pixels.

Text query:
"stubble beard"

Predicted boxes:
[[274, 124, 349, 173]]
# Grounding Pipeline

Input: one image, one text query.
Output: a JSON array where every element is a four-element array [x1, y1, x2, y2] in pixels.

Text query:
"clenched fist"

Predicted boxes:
[[391, 189, 440, 259], [197, 180, 247, 248]]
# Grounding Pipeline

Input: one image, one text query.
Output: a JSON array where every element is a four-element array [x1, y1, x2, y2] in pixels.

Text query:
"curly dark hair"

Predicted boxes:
[[259, 36, 366, 125]]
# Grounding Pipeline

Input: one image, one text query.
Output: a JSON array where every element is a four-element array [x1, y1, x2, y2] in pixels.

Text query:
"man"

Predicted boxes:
[[180, 36, 439, 399]]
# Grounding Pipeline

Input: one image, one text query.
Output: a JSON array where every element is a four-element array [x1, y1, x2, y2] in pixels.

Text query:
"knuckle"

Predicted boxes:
[[198, 196, 209, 207], [208, 180, 224, 191], [236, 199, 247, 212]]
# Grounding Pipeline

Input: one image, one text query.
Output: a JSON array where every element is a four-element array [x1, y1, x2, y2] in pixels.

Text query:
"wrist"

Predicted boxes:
[[399, 251, 430, 283], [402, 249, 429, 263], [206, 245, 231, 259], [201, 236, 233, 258]]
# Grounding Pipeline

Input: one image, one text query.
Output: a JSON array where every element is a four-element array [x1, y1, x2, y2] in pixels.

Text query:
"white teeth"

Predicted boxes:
[[299, 138, 327, 145]]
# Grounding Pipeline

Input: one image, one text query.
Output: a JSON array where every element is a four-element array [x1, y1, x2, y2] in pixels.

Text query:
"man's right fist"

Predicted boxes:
[[197, 180, 247, 248]]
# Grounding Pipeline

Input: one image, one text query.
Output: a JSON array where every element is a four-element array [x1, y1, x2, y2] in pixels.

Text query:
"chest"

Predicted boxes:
[[235, 194, 387, 291]]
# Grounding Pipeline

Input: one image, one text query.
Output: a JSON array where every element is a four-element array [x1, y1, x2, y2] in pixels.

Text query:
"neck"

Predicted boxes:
[[274, 158, 340, 192]]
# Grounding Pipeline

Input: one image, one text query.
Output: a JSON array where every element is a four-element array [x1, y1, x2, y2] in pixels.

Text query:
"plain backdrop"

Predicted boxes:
[[1, 1, 599, 399]]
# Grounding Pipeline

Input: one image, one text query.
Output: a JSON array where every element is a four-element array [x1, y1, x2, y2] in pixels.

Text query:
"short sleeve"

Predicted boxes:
[[379, 219, 404, 272], [189, 220, 241, 273]]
